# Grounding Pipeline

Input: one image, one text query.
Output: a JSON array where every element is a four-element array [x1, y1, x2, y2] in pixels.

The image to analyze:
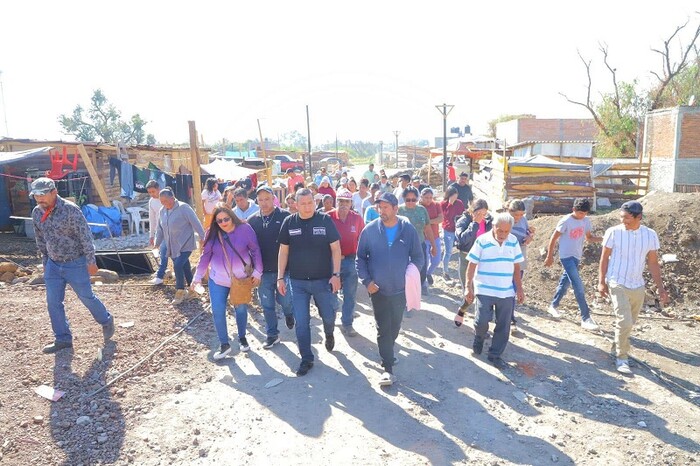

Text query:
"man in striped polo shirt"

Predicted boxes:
[[466, 212, 525, 369], [598, 201, 669, 375]]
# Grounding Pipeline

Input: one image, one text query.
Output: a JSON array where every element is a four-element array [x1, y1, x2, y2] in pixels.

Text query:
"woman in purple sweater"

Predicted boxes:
[[192, 205, 263, 360]]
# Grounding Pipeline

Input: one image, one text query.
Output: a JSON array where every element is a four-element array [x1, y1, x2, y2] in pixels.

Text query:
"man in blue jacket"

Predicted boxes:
[[356, 192, 424, 387]]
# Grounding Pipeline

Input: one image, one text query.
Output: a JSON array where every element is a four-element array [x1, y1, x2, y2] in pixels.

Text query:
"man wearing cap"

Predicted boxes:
[[392, 174, 411, 204], [379, 174, 392, 194], [411, 176, 429, 193], [598, 201, 669, 374], [277, 188, 342, 376], [232, 187, 260, 220], [329, 190, 364, 336], [30, 177, 115, 353], [248, 186, 295, 349], [356, 192, 424, 386], [448, 172, 474, 208], [286, 168, 305, 195]]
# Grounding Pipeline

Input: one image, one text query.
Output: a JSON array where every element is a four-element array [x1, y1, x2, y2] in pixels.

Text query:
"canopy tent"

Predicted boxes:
[[0, 147, 53, 165], [200, 159, 259, 181]]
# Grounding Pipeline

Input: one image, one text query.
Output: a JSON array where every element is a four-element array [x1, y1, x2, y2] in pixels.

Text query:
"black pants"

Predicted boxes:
[[370, 292, 406, 374]]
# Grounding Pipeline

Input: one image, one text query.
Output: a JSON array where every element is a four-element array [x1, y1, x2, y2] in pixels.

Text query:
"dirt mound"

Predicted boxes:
[[525, 191, 700, 316]]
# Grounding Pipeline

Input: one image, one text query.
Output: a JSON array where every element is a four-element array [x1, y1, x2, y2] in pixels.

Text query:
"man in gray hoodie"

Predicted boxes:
[[155, 189, 205, 305]]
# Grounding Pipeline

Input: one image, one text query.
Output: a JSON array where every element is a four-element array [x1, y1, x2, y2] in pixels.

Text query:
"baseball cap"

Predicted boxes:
[[337, 189, 353, 200], [339, 177, 348, 185], [256, 185, 273, 195], [240, 178, 252, 189], [30, 177, 56, 196], [400, 174, 411, 181], [412, 176, 421, 182], [375, 192, 398, 206], [621, 200, 643, 215], [459, 172, 469, 178], [285, 168, 294, 174]]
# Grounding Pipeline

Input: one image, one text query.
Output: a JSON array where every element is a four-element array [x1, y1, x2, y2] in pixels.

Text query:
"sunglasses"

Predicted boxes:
[[216, 217, 232, 224], [404, 198, 418, 202]]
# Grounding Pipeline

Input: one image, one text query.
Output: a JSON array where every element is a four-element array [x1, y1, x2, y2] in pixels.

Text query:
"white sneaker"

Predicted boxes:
[[547, 305, 561, 318], [581, 317, 599, 331], [149, 277, 164, 285], [616, 359, 632, 374], [378, 372, 395, 387]]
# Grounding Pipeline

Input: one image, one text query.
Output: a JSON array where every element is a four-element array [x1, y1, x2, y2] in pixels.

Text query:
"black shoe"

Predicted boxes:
[[472, 337, 484, 355], [325, 333, 335, 352], [285, 314, 295, 330], [488, 356, 508, 370], [103, 318, 115, 342], [42, 341, 73, 354], [213, 343, 231, 360], [296, 360, 314, 376], [239, 337, 250, 352], [443, 272, 451, 281], [262, 335, 280, 349], [426, 274, 434, 285]]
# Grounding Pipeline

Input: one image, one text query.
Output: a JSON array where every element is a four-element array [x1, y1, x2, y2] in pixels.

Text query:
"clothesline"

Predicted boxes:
[[0, 172, 91, 182]]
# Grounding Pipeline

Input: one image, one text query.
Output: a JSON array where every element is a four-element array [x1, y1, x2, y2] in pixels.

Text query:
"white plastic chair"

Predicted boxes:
[[126, 207, 148, 235], [112, 200, 132, 234]]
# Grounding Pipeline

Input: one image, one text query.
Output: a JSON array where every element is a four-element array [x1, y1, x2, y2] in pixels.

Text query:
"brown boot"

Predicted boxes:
[[171, 289, 187, 305]]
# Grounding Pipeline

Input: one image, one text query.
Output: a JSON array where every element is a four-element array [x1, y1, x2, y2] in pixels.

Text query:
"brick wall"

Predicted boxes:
[[516, 119, 598, 142], [644, 110, 676, 159], [678, 111, 700, 159]]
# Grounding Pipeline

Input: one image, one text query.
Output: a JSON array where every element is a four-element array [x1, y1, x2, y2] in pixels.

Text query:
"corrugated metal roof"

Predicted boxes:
[[0, 146, 53, 165], [508, 140, 596, 149]]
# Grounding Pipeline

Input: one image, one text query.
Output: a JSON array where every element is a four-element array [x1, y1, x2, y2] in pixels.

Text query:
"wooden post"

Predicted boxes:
[[77, 144, 110, 206], [257, 119, 272, 185], [188, 121, 204, 221]]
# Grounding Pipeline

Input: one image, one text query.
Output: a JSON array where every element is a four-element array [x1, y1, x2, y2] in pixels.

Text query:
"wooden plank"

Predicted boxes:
[[77, 144, 110, 206], [596, 174, 649, 180], [507, 183, 593, 192], [188, 121, 204, 222]]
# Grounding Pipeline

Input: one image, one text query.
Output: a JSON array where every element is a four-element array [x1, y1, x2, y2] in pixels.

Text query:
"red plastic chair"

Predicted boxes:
[[47, 146, 79, 180]]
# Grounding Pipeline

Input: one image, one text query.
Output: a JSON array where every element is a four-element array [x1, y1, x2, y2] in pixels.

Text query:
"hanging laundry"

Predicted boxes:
[[109, 157, 121, 186], [133, 165, 150, 193], [120, 160, 134, 199]]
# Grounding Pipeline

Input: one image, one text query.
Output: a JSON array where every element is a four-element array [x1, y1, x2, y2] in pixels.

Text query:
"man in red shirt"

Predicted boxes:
[[329, 190, 365, 336], [448, 162, 457, 183], [286, 168, 305, 195]]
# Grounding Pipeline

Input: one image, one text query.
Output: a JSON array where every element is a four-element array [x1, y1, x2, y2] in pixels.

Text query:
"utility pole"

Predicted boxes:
[[435, 103, 454, 191], [393, 130, 401, 168], [257, 119, 272, 185], [379, 141, 383, 165], [306, 105, 312, 176]]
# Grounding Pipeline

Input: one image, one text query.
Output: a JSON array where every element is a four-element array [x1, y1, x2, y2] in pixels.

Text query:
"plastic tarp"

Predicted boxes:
[[507, 155, 590, 171], [81, 206, 121, 238], [0, 147, 53, 165], [200, 159, 259, 181]]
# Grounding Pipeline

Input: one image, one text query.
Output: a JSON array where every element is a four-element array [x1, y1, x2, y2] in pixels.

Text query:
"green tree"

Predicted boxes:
[[561, 16, 699, 158], [58, 89, 156, 145], [486, 114, 535, 138]]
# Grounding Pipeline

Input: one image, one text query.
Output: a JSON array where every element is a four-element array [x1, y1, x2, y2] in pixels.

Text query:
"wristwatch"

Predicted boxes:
[[332, 272, 341, 277]]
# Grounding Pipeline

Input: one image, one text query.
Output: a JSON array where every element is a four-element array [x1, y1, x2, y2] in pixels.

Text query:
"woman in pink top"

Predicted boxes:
[[192, 205, 263, 360], [317, 177, 336, 205]]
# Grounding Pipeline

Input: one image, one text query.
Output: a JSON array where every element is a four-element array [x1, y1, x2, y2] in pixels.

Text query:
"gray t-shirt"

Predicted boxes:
[[555, 214, 591, 260]]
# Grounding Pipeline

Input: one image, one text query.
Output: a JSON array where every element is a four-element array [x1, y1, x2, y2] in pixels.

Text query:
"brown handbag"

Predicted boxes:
[[218, 232, 254, 306]]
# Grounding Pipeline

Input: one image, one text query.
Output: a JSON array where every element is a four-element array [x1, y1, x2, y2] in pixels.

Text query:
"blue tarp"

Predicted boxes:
[[224, 150, 257, 158], [81, 206, 121, 238]]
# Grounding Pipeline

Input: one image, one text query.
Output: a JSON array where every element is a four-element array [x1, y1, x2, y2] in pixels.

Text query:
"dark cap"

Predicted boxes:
[[459, 171, 469, 178], [240, 179, 252, 189], [375, 192, 399, 206], [400, 174, 411, 181], [30, 177, 56, 196], [285, 168, 294, 174], [256, 185, 273, 195], [621, 200, 643, 215]]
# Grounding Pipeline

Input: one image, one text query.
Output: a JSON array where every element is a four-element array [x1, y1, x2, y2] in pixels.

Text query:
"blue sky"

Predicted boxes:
[[1, 1, 698, 145]]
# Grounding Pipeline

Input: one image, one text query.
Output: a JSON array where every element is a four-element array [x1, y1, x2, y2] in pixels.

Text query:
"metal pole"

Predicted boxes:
[[393, 131, 400, 168], [306, 105, 312, 177], [379, 141, 383, 165], [435, 103, 454, 192]]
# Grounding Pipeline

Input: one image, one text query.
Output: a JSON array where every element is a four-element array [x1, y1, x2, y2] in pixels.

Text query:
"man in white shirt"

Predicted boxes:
[[392, 174, 410, 204], [232, 188, 260, 220], [147, 180, 168, 285], [598, 201, 669, 375], [352, 178, 372, 215], [465, 212, 525, 370]]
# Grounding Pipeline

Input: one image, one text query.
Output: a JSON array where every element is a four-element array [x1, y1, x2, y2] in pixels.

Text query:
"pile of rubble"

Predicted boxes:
[[0, 262, 34, 285]]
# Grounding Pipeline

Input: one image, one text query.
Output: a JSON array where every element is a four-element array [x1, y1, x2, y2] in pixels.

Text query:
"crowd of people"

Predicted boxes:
[[29, 162, 669, 383]]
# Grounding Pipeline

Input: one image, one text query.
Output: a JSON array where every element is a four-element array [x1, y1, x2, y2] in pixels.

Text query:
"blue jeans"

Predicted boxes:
[[289, 278, 337, 363], [258, 272, 293, 338], [551, 256, 591, 320], [442, 231, 456, 274], [173, 251, 193, 290], [156, 242, 168, 279], [333, 257, 359, 327], [45, 257, 112, 343], [474, 294, 514, 358], [425, 239, 441, 277], [209, 279, 248, 344]]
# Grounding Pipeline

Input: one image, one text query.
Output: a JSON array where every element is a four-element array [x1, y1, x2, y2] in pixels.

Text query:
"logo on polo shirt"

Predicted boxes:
[[313, 227, 326, 235], [289, 228, 302, 236]]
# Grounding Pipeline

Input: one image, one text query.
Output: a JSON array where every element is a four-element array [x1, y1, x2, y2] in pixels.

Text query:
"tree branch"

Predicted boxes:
[[600, 42, 622, 117]]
